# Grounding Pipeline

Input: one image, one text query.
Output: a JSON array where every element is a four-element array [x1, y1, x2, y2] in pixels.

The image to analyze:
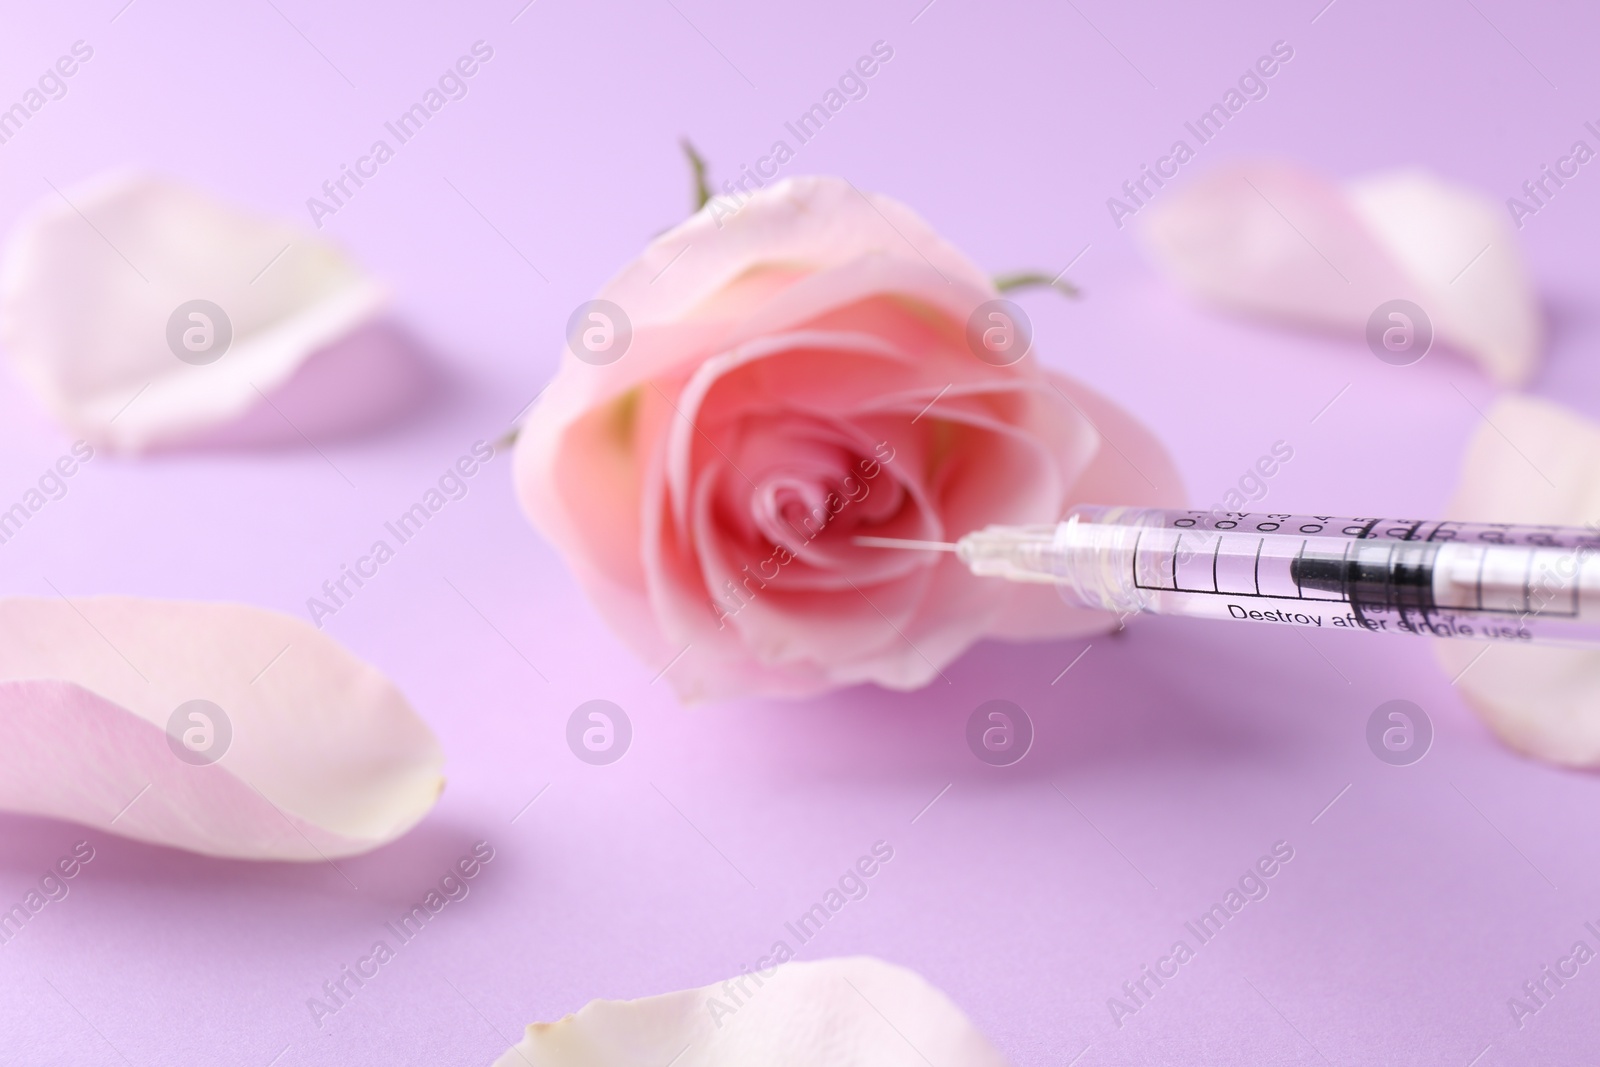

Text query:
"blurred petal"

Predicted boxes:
[[0, 596, 443, 859], [1434, 396, 1600, 766], [1142, 161, 1539, 385], [491, 957, 1009, 1067], [1348, 170, 1540, 386], [1142, 161, 1407, 329], [0, 172, 386, 452]]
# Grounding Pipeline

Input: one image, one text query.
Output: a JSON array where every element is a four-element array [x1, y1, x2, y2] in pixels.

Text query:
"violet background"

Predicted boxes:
[[1, 0, 1598, 1063]]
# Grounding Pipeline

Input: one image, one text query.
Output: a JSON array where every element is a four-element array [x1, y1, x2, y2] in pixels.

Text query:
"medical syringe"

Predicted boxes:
[[856, 507, 1600, 646]]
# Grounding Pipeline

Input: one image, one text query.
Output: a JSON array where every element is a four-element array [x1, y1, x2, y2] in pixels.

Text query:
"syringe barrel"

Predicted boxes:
[[957, 507, 1600, 644]]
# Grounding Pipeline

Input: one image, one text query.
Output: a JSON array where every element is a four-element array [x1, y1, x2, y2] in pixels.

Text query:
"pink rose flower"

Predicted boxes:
[[514, 176, 1181, 701]]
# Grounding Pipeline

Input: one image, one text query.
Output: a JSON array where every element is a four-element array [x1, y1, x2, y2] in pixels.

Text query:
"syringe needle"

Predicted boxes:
[[853, 536, 961, 552]]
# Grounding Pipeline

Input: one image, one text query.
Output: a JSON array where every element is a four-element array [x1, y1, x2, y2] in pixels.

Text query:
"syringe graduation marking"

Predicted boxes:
[[1474, 539, 1487, 611], [1133, 529, 1352, 602], [1521, 547, 1536, 616]]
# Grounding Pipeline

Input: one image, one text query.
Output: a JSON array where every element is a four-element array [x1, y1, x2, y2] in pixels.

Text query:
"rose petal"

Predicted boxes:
[[1141, 161, 1539, 385], [0, 596, 443, 859], [603, 176, 994, 331], [490, 957, 1010, 1067], [0, 172, 386, 452], [1347, 169, 1540, 386], [1434, 396, 1600, 766]]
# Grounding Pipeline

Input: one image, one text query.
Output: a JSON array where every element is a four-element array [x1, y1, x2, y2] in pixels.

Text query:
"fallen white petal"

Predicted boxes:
[[1347, 170, 1539, 386], [491, 957, 1010, 1067], [0, 596, 443, 859], [0, 172, 386, 452], [1141, 162, 1540, 385], [1435, 396, 1600, 766]]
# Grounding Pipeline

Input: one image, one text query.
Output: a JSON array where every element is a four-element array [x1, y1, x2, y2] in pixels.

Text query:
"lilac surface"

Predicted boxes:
[[1, 0, 1598, 1063]]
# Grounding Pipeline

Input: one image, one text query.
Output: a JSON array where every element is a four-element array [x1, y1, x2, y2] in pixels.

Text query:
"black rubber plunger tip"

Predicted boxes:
[[1290, 556, 1345, 595]]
